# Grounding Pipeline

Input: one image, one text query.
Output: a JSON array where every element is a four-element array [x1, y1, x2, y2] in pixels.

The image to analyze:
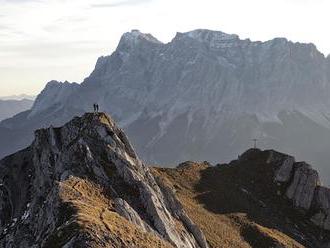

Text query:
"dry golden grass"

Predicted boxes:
[[152, 162, 304, 248], [55, 176, 173, 248]]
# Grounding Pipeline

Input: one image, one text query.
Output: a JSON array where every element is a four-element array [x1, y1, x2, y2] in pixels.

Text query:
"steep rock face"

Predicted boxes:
[[0, 113, 208, 248], [285, 162, 320, 210], [2, 29, 330, 182], [273, 156, 295, 183], [241, 149, 330, 234]]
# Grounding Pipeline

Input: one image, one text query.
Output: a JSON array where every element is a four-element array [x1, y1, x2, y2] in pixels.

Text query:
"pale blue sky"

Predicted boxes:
[[0, 0, 329, 96]]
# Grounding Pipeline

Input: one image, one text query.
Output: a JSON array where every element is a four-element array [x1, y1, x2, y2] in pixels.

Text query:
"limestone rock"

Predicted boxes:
[[274, 156, 295, 183], [286, 162, 320, 210], [114, 198, 154, 233]]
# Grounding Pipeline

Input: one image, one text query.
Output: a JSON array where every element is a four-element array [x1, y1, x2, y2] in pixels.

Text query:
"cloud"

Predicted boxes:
[[0, 0, 40, 3], [91, 0, 152, 8], [0, 24, 26, 38], [0, 41, 105, 61], [6, 0, 31, 1], [42, 16, 88, 33]]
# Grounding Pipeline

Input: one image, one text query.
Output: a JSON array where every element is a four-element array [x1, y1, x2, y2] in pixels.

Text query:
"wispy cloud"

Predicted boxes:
[[91, 0, 152, 8], [0, 41, 104, 60], [0, 0, 41, 3], [0, 24, 26, 37], [42, 16, 88, 32]]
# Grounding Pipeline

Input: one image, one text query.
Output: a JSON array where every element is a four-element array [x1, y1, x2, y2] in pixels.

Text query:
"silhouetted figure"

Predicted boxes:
[[96, 104, 99, 113], [93, 103, 96, 113]]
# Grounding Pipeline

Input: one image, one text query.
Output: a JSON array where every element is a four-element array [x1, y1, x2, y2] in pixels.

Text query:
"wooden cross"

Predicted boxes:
[[253, 139, 258, 149]]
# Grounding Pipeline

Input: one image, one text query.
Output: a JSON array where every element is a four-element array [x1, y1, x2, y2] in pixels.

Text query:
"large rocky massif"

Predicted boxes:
[[0, 113, 208, 248], [1, 29, 330, 182]]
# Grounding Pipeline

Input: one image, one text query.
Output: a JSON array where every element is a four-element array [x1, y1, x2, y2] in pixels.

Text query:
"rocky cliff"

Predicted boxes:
[[0, 112, 208, 248], [237, 148, 330, 234]]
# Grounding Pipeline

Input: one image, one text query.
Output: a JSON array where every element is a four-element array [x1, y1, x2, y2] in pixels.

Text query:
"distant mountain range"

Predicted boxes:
[[1, 29, 330, 183], [0, 98, 34, 121], [0, 94, 35, 101]]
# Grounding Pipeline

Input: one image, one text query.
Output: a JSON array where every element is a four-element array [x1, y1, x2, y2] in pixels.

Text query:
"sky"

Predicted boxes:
[[0, 0, 329, 97]]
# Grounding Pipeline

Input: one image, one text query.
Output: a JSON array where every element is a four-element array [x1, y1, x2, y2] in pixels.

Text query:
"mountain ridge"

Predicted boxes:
[[0, 112, 208, 247], [2, 29, 330, 182]]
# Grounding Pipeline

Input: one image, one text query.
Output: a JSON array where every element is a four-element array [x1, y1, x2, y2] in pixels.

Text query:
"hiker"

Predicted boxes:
[[96, 104, 99, 113], [93, 103, 96, 113]]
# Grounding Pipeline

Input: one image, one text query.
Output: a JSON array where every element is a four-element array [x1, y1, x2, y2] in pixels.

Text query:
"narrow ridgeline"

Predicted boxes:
[[0, 113, 208, 248]]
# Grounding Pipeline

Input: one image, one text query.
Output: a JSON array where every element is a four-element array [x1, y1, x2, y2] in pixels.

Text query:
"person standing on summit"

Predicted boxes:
[[93, 103, 99, 113]]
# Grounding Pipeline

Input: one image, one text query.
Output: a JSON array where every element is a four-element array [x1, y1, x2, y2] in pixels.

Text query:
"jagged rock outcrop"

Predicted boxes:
[[285, 162, 320, 210], [153, 149, 330, 248], [241, 149, 330, 234], [0, 112, 208, 248]]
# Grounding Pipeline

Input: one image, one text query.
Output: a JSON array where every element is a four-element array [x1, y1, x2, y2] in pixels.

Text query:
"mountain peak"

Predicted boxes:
[[34, 112, 140, 166], [117, 29, 163, 51]]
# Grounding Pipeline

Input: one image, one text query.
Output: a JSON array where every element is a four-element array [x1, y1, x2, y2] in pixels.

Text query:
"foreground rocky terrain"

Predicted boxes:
[[1, 112, 330, 247], [2, 29, 330, 182], [0, 113, 208, 248], [153, 149, 330, 247]]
